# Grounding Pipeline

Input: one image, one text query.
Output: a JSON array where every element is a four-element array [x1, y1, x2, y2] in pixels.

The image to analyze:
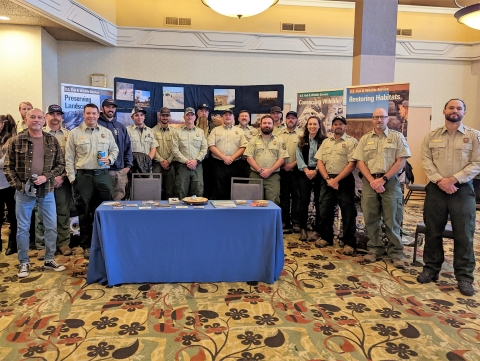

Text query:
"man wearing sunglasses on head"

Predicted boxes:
[[353, 108, 411, 269]]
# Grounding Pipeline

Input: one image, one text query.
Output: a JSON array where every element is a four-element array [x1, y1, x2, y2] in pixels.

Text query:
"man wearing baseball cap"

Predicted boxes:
[[152, 107, 177, 198], [127, 107, 158, 173], [171, 107, 208, 199], [315, 115, 358, 255], [270, 106, 285, 134], [278, 111, 303, 234], [97, 98, 133, 200], [35, 105, 74, 258], [208, 109, 248, 199]]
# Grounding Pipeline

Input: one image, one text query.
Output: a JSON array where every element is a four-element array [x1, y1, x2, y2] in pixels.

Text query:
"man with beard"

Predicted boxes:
[[315, 115, 358, 254], [172, 107, 208, 199], [152, 107, 177, 198], [353, 108, 410, 269], [236, 110, 258, 178], [35, 105, 73, 258], [97, 98, 133, 200], [244, 115, 288, 205], [417, 99, 480, 297], [17, 101, 33, 132], [127, 107, 158, 173], [208, 109, 248, 200], [278, 111, 302, 234], [270, 106, 285, 134], [196, 103, 214, 198]]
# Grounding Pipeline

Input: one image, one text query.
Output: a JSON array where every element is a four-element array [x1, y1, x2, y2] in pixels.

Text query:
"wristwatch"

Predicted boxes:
[[382, 176, 388, 182], [325, 176, 331, 180]]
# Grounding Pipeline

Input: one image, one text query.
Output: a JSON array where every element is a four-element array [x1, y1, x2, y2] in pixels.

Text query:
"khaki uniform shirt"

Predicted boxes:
[[353, 128, 411, 173], [208, 125, 248, 160], [315, 133, 358, 174], [45, 126, 70, 153], [278, 128, 302, 164], [172, 125, 208, 164], [236, 124, 258, 142], [65, 122, 119, 182], [273, 123, 286, 135], [244, 134, 289, 172], [152, 124, 177, 163], [421, 124, 480, 184], [127, 124, 159, 155]]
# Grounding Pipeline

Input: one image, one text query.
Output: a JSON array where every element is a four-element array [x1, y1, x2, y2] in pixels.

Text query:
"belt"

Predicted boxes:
[[77, 169, 109, 176], [371, 173, 385, 178], [328, 173, 339, 178]]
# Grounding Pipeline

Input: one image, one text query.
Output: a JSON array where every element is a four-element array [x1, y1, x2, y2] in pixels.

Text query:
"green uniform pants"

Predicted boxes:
[[361, 176, 404, 259], [249, 171, 281, 205], [35, 179, 73, 249], [152, 161, 177, 199], [175, 163, 204, 199]]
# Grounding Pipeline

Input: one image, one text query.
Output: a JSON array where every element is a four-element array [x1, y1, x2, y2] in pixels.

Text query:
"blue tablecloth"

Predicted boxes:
[[86, 201, 284, 286]]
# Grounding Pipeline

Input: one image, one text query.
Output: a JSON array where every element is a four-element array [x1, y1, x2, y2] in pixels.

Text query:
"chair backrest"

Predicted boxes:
[[131, 173, 162, 200], [230, 177, 263, 200]]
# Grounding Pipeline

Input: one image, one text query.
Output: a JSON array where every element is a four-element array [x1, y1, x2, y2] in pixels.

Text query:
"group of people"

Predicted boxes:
[[0, 98, 478, 297]]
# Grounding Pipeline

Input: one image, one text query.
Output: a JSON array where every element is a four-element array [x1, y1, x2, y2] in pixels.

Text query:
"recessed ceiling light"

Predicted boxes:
[[0, 16, 10, 21]]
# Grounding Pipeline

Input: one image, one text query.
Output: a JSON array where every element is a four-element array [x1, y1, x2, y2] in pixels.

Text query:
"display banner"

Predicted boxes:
[[345, 82, 409, 140], [296, 89, 344, 136], [61, 84, 113, 130]]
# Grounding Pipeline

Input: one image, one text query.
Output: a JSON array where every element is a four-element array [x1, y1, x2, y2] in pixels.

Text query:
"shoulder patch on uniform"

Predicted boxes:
[[282, 143, 286, 150], [402, 138, 409, 147]]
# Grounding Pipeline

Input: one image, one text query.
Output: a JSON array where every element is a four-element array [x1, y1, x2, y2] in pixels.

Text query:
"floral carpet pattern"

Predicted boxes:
[[1, 200, 480, 361]]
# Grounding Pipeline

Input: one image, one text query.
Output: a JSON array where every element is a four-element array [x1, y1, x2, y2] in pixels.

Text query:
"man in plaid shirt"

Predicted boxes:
[[5, 108, 66, 278]]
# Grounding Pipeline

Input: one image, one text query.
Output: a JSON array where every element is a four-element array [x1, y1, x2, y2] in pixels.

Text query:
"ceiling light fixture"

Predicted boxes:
[[201, 0, 278, 19], [0, 16, 10, 21], [454, 0, 480, 30]]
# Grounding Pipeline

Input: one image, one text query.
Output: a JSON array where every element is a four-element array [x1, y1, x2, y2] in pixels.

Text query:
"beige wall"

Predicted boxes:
[[0, 25, 43, 120], [41, 28, 59, 111], [115, 0, 480, 42], [76, 0, 117, 24]]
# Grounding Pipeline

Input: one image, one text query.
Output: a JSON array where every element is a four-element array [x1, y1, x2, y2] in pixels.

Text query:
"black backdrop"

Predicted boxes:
[[114, 77, 284, 128]]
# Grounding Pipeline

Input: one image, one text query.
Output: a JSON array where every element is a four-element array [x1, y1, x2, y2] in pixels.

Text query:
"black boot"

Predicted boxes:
[[5, 238, 17, 255]]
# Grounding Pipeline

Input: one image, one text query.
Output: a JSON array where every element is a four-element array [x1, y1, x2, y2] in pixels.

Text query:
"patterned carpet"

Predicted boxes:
[[1, 199, 479, 361]]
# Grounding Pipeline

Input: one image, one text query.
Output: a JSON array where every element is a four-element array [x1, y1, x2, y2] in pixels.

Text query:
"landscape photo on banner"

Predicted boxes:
[[296, 89, 344, 137], [346, 83, 409, 140], [61, 84, 113, 130]]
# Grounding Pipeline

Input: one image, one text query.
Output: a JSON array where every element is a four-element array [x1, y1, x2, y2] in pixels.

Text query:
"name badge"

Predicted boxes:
[[367, 141, 374, 145], [432, 139, 443, 143]]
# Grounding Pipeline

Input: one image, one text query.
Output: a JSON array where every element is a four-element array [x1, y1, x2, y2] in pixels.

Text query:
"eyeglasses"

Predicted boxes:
[[372, 116, 388, 120]]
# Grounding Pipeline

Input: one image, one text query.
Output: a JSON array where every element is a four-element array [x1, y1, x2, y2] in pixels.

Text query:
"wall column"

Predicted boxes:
[[352, 0, 398, 85]]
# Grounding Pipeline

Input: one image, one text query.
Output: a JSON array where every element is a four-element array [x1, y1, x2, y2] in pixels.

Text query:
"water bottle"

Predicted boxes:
[[31, 174, 38, 195]]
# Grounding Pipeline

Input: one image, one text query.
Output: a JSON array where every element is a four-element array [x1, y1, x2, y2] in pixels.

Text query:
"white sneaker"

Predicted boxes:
[[44, 260, 66, 272], [18, 263, 30, 278]]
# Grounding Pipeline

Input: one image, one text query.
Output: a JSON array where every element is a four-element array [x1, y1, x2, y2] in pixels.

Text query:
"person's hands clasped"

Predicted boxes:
[[437, 177, 458, 194], [370, 178, 386, 193], [304, 169, 317, 180]]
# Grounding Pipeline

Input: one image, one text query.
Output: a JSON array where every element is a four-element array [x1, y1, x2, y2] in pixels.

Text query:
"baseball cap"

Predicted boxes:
[[102, 99, 117, 107], [286, 111, 298, 118], [159, 107, 171, 115], [270, 106, 282, 113], [222, 109, 234, 115], [197, 103, 209, 111], [184, 107, 195, 115], [131, 107, 147, 115], [332, 115, 347, 125], [45, 104, 64, 115]]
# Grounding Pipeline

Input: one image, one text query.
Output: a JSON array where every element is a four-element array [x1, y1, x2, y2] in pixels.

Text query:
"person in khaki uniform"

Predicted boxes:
[[236, 110, 258, 178], [417, 99, 480, 297], [353, 108, 411, 269], [270, 106, 285, 135], [65, 103, 119, 259], [127, 107, 159, 172], [278, 111, 303, 235], [36, 105, 73, 259], [244, 115, 288, 205], [208, 109, 248, 200], [315, 115, 358, 255], [172, 107, 208, 199], [152, 107, 177, 199]]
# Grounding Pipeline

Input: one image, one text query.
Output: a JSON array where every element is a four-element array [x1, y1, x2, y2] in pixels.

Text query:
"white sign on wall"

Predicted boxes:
[[61, 83, 113, 130]]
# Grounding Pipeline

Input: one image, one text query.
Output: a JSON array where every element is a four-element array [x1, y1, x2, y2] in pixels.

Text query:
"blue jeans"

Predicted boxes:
[[16, 191, 57, 264]]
